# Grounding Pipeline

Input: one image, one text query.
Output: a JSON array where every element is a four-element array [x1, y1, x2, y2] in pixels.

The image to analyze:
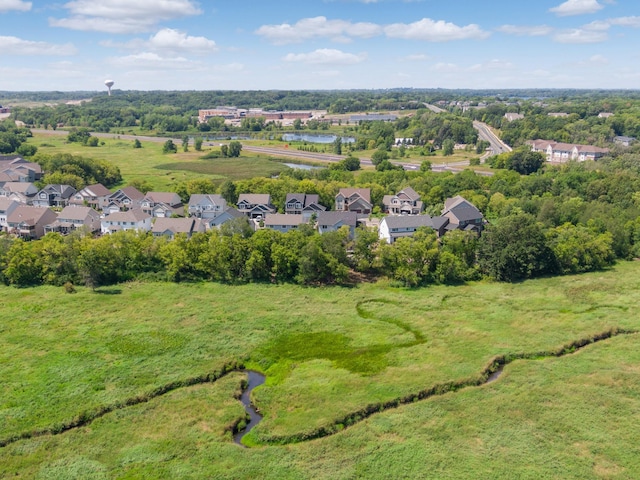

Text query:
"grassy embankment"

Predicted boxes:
[[1, 262, 640, 478]]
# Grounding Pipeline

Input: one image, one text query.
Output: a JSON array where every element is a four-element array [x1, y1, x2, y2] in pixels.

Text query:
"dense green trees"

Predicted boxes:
[[490, 147, 546, 175], [33, 153, 122, 188]]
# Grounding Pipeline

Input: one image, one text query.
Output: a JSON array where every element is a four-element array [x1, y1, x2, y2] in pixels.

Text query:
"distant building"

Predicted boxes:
[[598, 112, 614, 118], [614, 136, 636, 147], [263, 213, 306, 233], [237, 194, 275, 219], [316, 211, 358, 237], [548, 112, 569, 118], [379, 215, 433, 244], [285, 193, 325, 218], [528, 139, 609, 162], [6, 205, 58, 239], [101, 209, 152, 234], [504, 113, 524, 122], [350, 114, 397, 123], [335, 188, 371, 215], [152, 217, 205, 239], [382, 187, 423, 216]]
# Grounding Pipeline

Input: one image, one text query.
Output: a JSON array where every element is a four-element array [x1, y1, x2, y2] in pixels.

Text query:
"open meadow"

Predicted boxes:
[[1, 262, 640, 478], [31, 132, 293, 191]]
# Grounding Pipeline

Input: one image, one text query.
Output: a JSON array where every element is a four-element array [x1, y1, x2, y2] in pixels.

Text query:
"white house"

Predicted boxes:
[[101, 209, 152, 234]]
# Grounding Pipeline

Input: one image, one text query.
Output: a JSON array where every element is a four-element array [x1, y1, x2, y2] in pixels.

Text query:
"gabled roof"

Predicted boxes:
[[337, 188, 371, 203], [80, 183, 111, 197], [443, 196, 483, 223], [238, 193, 271, 205], [57, 206, 99, 221], [1, 182, 37, 194], [143, 191, 182, 205], [396, 186, 420, 201], [7, 205, 57, 225], [110, 186, 144, 201], [152, 217, 202, 234], [285, 193, 305, 204], [188, 193, 226, 206], [39, 184, 76, 198], [0, 197, 18, 211], [102, 208, 151, 223], [317, 211, 358, 227]]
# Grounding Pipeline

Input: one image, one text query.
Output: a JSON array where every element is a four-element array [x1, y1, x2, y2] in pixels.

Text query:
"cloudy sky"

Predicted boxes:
[[1, 0, 639, 91]]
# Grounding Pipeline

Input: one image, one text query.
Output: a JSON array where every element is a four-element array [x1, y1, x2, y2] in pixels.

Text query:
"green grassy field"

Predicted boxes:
[[31, 133, 293, 191], [1, 262, 640, 478]]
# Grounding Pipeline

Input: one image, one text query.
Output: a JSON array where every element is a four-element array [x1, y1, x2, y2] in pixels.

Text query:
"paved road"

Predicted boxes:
[[32, 129, 492, 176], [473, 121, 512, 156], [423, 103, 446, 114]]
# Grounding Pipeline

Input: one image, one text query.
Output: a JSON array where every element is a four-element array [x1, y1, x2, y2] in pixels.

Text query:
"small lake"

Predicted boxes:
[[283, 163, 324, 171], [282, 133, 355, 144]]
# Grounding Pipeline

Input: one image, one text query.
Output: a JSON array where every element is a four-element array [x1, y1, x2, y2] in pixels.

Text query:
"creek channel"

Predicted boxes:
[[234, 370, 266, 446]]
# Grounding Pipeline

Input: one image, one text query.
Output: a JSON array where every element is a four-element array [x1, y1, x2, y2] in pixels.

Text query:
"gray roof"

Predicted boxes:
[[81, 183, 111, 197], [103, 208, 150, 223], [144, 191, 182, 205], [317, 211, 358, 227], [383, 215, 433, 229], [264, 213, 306, 226]]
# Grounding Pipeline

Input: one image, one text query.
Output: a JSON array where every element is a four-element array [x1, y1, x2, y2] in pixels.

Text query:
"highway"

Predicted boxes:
[[473, 121, 512, 156]]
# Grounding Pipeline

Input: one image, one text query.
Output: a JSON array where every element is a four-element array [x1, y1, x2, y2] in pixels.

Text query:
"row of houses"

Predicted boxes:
[[527, 139, 610, 162]]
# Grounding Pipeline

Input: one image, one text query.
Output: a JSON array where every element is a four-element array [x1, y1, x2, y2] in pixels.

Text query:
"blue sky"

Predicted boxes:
[[1, 0, 639, 91]]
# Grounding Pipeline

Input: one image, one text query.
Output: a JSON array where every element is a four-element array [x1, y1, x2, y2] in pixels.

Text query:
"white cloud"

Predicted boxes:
[[0, 35, 77, 55], [50, 0, 201, 33], [549, 0, 604, 17], [256, 16, 381, 44], [283, 49, 366, 65], [468, 59, 515, 72], [553, 28, 608, 43], [384, 18, 490, 41], [0, 0, 31, 12], [106, 29, 217, 54], [497, 25, 553, 36], [587, 54, 609, 64], [608, 16, 640, 28], [401, 54, 430, 61], [108, 52, 195, 69]]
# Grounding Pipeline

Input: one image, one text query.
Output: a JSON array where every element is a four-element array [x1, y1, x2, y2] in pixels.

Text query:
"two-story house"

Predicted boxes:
[[45, 206, 101, 234], [316, 211, 358, 238], [335, 188, 372, 215], [0, 197, 19, 231], [32, 184, 77, 208], [70, 183, 112, 210], [103, 186, 145, 213], [0, 182, 38, 205], [382, 187, 423, 215], [440, 196, 485, 234], [140, 192, 184, 218], [263, 213, 306, 233], [285, 193, 326, 219], [6, 205, 58, 239], [187, 194, 228, 219], [101, 209, 152, 234], [152, 217, 205, 239], [237, 194, 276, 219]]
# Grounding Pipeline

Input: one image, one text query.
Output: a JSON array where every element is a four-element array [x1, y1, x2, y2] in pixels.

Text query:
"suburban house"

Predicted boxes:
[[140, 192, 184, 218], [0, 182, 38, 204], [0, 197, 19, 230], [316, 211, 358, 237], [152, 217, 205, 239], [285, 193, 326, 218], [6, 205, 58, 239], [263, 213, 306, 233], [32, 184, 77, 208], [335, 188, 372, 215], [382, 187, 423, 215], [187, 194, 228, 219], [504, 113, 524, 122], [528, 140, 610, 162], [441, 196, 485, 234], [205, 207, 244, 229], [100, 209, 152, 234], [237, 193, 276, 218], [378, 215, 434, 244], [614, 136, 636, 147], [44, 206, 101, 234], [69, 183, 112, 210], [103, 186, 145, 213], [0, 156, 42, 182]]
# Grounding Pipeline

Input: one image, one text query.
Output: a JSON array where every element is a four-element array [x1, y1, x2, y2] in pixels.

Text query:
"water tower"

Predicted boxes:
[[105, 80, 115, 96]]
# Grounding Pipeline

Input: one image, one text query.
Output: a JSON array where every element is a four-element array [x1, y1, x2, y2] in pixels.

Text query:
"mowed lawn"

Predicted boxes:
[[30, 133, 291, 191], [1, 262, 640, 478]]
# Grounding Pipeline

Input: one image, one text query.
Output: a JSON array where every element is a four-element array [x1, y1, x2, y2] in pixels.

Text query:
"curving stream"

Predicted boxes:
[[234, 370, 266, 446]]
